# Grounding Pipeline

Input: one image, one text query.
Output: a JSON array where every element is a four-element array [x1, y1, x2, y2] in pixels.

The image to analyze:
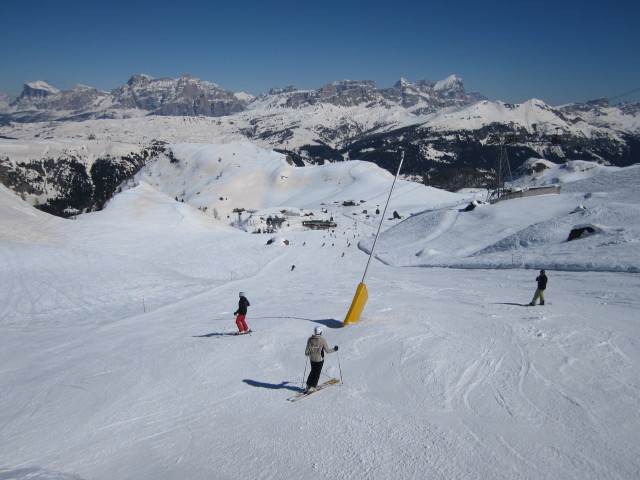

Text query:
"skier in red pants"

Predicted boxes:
[[234, 292, 251, 333]]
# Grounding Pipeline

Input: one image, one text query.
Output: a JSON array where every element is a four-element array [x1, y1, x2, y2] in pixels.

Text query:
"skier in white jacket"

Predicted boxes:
[[304, 326, 338, 392]]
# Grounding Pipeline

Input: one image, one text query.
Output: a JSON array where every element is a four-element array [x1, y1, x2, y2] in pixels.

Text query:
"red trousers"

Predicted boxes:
[[235, 315, 249, 332]]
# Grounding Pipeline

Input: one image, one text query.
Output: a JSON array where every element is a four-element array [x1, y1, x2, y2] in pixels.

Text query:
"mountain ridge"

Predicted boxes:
[[1, 73, 639, 218], [1, 73, 486, 121]]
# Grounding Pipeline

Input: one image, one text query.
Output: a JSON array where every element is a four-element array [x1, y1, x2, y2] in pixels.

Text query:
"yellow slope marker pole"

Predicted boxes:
[[342, 281, 369, 327], [343, 151, 405, 326]]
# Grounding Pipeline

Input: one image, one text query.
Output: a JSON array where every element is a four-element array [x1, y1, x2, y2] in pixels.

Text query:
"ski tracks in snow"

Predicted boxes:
[[443, 320, 529, 420]]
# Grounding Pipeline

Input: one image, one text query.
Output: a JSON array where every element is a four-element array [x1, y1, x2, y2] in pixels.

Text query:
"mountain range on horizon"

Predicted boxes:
[[0, 72, 490, 121], [1, 72, 640, 219], [3, 72, 638, 124]]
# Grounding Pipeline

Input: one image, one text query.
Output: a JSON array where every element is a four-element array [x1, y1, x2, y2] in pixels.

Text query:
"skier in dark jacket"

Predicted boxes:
[[529, 270, 548, 306], [234, 291, 251, 333], [304, 326, 338, 392]]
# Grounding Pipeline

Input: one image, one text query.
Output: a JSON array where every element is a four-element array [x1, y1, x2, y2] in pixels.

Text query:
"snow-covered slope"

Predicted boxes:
[[1, 147, 639, 480], [0, 183, 68, 245], [368, 161, 640, 272], [140, 142, 459, 221]]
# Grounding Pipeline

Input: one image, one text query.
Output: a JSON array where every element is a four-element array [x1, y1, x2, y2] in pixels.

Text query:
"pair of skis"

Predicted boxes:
[[219, 330, 253, 336], [287, 378, 340, 402]]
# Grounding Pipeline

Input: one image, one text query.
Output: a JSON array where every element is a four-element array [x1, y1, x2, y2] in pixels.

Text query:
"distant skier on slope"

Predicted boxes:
[[304, 326, 338, 392], [234, 292, 251, 333], [529, 270, 548, 306]]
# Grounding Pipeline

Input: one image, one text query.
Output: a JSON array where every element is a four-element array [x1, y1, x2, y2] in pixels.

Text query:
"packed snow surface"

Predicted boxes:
[[1, 144, 639, 480]]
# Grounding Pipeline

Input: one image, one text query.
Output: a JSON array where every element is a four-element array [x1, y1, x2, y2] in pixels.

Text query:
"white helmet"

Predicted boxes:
[[314, 326, 323, 335]]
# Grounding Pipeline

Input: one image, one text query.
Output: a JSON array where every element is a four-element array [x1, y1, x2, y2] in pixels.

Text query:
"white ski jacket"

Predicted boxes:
[[305, 334, 336, 362]]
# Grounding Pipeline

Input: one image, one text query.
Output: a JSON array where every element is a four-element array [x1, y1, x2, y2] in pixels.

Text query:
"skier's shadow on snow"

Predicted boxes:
[[243, 379, 302, 392], [192, 332, 232, 337], [192, 318, 341, 338], [494, 302, 531, 307]]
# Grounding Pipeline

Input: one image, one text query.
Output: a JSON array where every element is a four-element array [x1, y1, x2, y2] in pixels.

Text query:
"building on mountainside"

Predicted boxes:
[[302, 220, 337, 230], [488, 185, 561, 204]]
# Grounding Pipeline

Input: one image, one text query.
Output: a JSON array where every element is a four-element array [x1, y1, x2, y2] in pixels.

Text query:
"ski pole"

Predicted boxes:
[[337, 351, 344, 385], [301, 357, 308, 389]]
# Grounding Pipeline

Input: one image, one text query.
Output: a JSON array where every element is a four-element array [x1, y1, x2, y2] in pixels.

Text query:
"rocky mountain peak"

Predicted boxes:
[[415, 78, 435, 88], [394, 78, 412, 88], [587, 98, 610, 107], [268, 85, 299, 95], [22, 81, 60, 97], [124, 74, 154, 88], [379, 75, 484, 114], [9, 81, 64, 114], [433, 75, 465, 97], [318, 79, 375, 95]]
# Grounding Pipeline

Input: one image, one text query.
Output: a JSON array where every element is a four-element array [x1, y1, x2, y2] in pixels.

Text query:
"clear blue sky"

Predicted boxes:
[[1, 0, 639, 105]]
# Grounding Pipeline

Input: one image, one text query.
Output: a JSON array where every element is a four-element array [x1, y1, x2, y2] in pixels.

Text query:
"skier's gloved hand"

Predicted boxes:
[[334, 345, 339, 351], [233, 311, 238, 315]]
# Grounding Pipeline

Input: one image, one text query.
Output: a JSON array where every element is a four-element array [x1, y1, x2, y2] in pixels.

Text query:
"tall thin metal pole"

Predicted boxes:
[[361, 151, 405, 283]]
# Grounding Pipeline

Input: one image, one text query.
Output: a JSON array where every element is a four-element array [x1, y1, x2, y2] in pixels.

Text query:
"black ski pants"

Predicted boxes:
[[307, 360, 324, 388]]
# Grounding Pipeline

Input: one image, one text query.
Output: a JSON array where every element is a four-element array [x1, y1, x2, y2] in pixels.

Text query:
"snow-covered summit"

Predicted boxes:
[[394, 77, 413, 88], [434, 74, 462, 91], [24, 80, 60, 95]]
